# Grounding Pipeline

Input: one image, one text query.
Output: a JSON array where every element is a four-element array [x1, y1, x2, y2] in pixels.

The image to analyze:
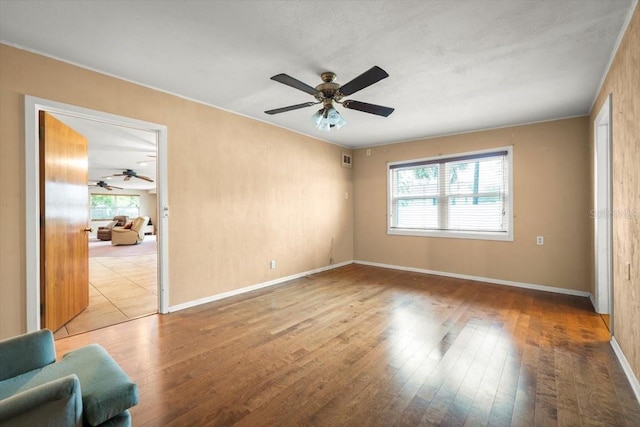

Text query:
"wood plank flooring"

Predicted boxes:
[[54, 264, 640, 426]]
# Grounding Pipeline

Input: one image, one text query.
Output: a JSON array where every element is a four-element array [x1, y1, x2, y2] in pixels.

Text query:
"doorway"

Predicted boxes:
[[594, 94, 612, 331], [25, 96, 169, 334], [54, 112, 160, 337]]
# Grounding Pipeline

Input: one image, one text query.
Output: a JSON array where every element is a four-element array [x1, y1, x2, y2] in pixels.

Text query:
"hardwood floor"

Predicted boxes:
[[54, 264, 640, 426]]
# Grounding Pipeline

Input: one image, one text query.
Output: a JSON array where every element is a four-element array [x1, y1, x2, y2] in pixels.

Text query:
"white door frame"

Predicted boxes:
[[24, 96, 170, 332], [593, 94, 612, 319]]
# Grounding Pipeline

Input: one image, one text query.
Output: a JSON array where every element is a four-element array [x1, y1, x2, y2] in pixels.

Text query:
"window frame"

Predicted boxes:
[[90, 193, 141, 221], [387, 146, 513, 241]]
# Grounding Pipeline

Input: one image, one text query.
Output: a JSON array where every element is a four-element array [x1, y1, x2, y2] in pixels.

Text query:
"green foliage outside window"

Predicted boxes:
[[390, 151, 508, 233], [91, 194, 140, 220]]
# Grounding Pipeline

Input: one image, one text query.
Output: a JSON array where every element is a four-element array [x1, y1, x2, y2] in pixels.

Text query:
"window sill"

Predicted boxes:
[[388, 228, 513, 242]]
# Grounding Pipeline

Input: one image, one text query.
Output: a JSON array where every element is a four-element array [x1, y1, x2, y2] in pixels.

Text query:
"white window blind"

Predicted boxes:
[[388, 148, 512, 240]]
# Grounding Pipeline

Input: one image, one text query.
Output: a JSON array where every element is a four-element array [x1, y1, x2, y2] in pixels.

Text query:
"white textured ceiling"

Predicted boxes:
[[0, 0, 634, 151]]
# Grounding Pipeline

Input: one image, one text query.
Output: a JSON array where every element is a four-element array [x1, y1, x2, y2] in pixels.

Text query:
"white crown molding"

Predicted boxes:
[[589, 0, 639, 112]]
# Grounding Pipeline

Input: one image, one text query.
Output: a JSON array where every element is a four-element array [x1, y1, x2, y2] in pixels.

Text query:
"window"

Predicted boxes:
[[388, 147, 512, 241], [90, 194, 140, 220]]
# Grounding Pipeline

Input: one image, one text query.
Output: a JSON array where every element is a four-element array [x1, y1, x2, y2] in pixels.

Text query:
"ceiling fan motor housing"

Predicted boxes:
[[314, 72, 343, 102]]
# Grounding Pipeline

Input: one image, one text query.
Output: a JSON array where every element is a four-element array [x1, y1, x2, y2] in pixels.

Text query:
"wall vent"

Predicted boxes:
[[342, 153, 352, 168]]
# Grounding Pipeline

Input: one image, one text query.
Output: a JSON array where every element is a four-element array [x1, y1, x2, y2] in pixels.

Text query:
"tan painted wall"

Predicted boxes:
[[590, 4, 639, 380], [0, 44, 353, 339], [353, 117, 591, 291]]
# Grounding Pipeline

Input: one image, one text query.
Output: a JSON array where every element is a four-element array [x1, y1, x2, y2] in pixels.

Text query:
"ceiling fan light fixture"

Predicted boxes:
[[317, 119, 331, 132], [328, 107, 347, 129], [311, 106, 346, 131], [311, 109, 324, 126]]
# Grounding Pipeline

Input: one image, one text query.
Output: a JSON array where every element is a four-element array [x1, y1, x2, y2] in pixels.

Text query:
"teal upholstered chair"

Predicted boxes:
[[0, 330, 138, 426]]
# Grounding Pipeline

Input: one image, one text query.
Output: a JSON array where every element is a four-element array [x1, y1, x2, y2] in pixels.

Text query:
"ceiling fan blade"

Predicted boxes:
[[342, 100, 395, 117], [265, 102, 319, 115], [339, 66, 389, 96], [105, 186, 114, 191], [124, 176, 131, 181], [270, 74, 318, 95], [135, 175, 154, 182]]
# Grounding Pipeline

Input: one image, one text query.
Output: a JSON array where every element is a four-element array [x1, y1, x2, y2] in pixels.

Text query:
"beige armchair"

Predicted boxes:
[[97, 215, 129, 241], [111, 216, 149, 246]]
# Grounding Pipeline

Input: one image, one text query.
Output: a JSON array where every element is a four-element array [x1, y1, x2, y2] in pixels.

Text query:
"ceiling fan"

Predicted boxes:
[[110, 169, 154, 182], [89, 180, 123, 191], [265, 66, 394, 131]]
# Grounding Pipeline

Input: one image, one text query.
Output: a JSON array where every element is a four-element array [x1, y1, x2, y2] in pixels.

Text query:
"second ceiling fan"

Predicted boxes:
[[110, 169, 154, 182], [89, 180, 122, 191], [265, 66, 394, 131]]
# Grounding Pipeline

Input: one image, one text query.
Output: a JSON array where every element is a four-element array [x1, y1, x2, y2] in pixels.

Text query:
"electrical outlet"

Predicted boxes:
[[366, 149, 371, 156], [270, 260, 276, 269], [536, 236, 544, 245]]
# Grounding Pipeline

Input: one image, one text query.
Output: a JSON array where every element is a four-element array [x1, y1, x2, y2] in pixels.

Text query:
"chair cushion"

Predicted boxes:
[[0, 329, 55, 381], [130, 217, 144, 232], [0, 374, 83, 427], [58, 345, 138, 426], [112, 216, 129, 226], [103, 221, 118, 230], [0, 344, 137, 427]]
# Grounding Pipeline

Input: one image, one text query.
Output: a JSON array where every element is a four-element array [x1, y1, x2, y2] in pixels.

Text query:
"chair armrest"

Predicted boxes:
[[112, 228, 140, 246], [0, 374, 83, 426], [0, 330, 56, 381]]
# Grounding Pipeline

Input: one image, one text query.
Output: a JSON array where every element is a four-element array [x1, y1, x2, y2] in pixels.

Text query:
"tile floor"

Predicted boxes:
[[53, 251, 158, 339]]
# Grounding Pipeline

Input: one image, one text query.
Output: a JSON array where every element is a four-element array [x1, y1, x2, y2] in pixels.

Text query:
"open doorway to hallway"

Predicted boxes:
[[50, 113, 159, 338], [25, 96, 169, 336], [593, 94, 612, 334]]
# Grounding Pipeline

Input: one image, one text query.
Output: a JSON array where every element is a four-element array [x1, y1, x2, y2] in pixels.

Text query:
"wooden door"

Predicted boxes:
[[40, 111, 90, 331]]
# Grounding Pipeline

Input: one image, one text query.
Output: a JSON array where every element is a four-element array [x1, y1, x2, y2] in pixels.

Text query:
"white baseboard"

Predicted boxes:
[[168, 260, 353, 313], [170, 259, 591, 313], [353, 260, 591, 297], [611, 336, 640, 404]]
